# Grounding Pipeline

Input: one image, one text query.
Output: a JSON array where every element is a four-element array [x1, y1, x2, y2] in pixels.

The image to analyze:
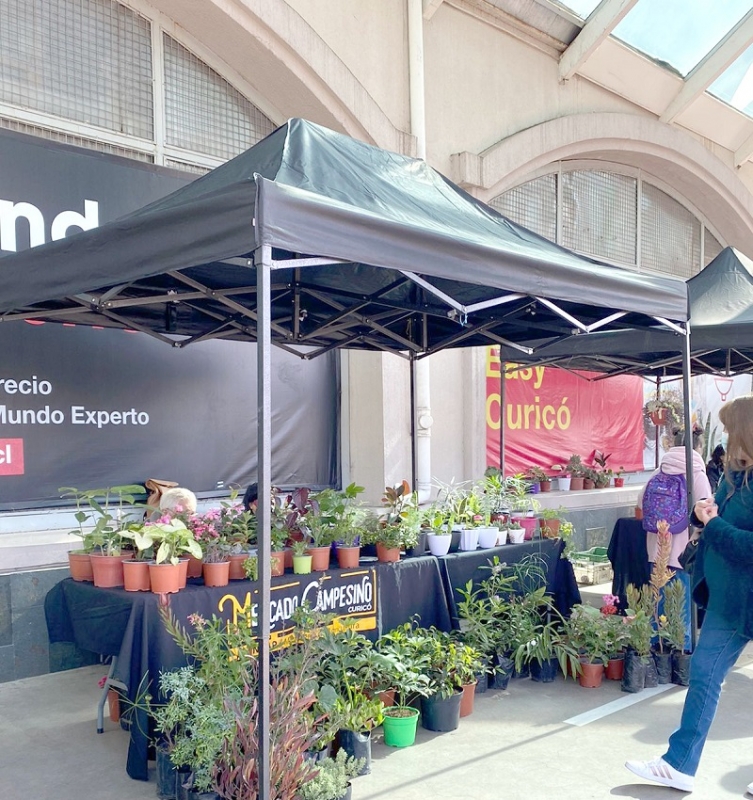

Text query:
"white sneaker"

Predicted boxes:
[[625, 757, 694, 792]]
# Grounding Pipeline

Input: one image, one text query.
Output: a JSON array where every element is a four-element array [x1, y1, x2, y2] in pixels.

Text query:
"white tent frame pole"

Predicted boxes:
[[256, 243, 272, 800]]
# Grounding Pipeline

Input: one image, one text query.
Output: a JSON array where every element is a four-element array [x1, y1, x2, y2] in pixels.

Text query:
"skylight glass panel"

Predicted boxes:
[[709, 43, 753, 118], [555, 1, 601, 19], [613, 0, 751, 77]]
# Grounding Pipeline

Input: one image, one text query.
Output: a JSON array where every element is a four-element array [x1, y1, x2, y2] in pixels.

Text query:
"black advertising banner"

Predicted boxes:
[[0, 130, 339, 507]]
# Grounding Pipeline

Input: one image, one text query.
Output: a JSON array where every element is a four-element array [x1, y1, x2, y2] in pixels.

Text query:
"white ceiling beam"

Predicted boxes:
[[559, 0, 639, 82], [661, 9, 753, 123], [423, 0, 444, 21], [735, 129, 753, 168]]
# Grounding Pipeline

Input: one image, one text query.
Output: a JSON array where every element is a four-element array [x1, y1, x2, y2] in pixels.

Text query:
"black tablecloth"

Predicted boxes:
[[438, 538, 581, 624], [607, 517, 650, 611], [44, 541, 574, 780]]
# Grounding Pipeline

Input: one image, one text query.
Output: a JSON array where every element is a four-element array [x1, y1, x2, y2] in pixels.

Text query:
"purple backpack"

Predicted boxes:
[[641, 470, 688, 534]]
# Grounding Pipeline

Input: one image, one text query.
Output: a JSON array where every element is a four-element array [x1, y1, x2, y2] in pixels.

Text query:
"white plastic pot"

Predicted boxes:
[[476, 527, 499, 548], [426, 532, 452, 556], [459, 529, 479, 551]]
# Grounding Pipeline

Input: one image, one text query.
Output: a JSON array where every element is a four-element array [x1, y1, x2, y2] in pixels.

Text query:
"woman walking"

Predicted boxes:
[[626, 394, 753, 794]]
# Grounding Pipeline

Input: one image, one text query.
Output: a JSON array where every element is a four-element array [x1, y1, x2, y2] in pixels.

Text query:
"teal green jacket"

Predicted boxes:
[[695, 471, 753, 637]]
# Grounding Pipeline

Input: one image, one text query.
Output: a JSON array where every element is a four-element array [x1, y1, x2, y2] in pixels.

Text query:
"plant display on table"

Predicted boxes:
[[60, 484, 145, 555], [141, 519, 203, 565], [364, 481, 420, 551], [298, 749, 365, 800], [565, 454, 587, 478]]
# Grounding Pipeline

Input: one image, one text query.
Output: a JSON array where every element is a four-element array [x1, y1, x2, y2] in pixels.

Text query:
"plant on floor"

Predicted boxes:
[[299, 749, 365, 800], [661, 578, 688, 653], [649, 522, 676, 653], [565, 604, 612, 665], [625, 584, 654, 657]]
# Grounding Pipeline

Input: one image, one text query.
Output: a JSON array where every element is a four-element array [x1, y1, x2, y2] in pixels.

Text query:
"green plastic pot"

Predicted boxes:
[[292, 554, 313, 574], [382, 706, 419, 747]]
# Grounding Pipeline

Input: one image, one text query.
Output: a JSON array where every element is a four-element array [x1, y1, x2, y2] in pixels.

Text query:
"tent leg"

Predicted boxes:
[[410, 354, 417, 493], [681, 324, 698, 652], [256, 244, 272, 800], [499, 356, 505, 473]]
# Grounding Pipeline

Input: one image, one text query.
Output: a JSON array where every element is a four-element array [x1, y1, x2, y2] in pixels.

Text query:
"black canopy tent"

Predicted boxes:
[[491, 247, 753, 379], [0, 118, 690, 798]]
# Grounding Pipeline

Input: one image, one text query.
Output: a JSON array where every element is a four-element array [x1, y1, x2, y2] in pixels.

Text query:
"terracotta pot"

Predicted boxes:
[[614, 478, 625, 488], [203, 560, 230, 587], [459, 681, 477, 717], [149, 562, 182, 594], [583, 479, 595, 490], [606, 655, 625, 681], [520, 517, 538, 541], [378, 688, 396, 708], [376, 543, 400, 563], [337, 546, 361, 569], [270, 550, 286, 577], [538, 480, 552, 493], [178, 558, 188, 589], [228, 553, 249, 580], [186, 554, 203, 579], [284, 547, 294, 570], [68, 551, 93, 582], [307, 546, 331, 572], [540, 518, 560, 539], [123, 559, 151, 592], [90, 553, 129, 588], [569, 477, 584, 491], [649, 408, 668, 426], [578, 660, 604, 688]]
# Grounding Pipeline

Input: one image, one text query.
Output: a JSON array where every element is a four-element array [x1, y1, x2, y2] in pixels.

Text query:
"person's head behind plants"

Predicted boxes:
[[719, 394, 753, 475], [159, 487, 197, 516], [671, 425, 704, 454], [242, 483, 258, 512], [709, 444, 725, 466]]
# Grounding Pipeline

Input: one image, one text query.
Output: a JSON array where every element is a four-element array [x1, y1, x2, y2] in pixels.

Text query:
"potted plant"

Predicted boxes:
[[146, 519, 204, 593], [623, 583, 656, 693], [375, 624, 432, 747], [423, 506, 453, 556], [614, 466, 626, 488], [565, 604, 612, 687], [564, 454, 586, 491], [507, 519, 525, 543], [526, 465, 552, 492], [60, 484, 146, 587], [119, 522, 155, 591], [550, 463, 571, 492], [291, 538, 313, 574], [299, 749, 365, 800], [371, 481, 420, 562], [538, 506, 567, 539], [512, 611, 580, 684], [663, 578, 691, 686], [644, 397, 680, 427]]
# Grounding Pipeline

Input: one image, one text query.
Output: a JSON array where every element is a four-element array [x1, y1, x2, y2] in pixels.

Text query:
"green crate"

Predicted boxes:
[[572, 546, 609, 563]]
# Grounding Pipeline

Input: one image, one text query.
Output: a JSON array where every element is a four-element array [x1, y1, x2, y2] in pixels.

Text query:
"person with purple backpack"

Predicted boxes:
[[637, 426, 711, 600]]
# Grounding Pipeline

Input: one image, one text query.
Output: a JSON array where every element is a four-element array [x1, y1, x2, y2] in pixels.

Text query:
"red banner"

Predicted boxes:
[[485, 348, 644, 475]]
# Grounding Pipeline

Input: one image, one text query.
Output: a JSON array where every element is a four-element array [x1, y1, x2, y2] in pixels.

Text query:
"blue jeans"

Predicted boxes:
[[663, 609, 749, 776]]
